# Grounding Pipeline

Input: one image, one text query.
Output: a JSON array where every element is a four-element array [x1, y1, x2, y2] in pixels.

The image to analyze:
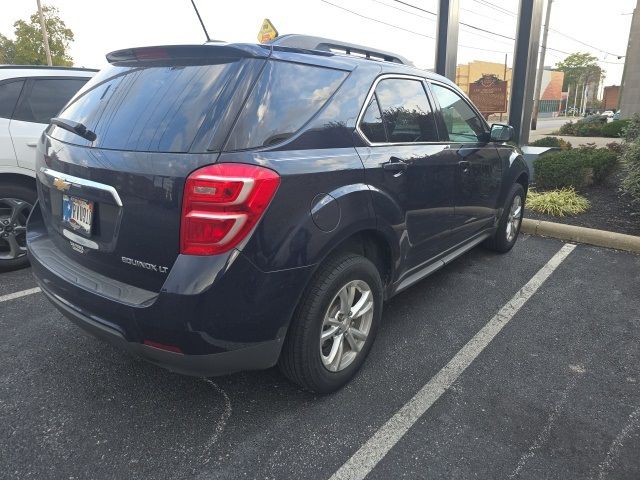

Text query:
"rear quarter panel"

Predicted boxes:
[[218, 148, 375, 272]]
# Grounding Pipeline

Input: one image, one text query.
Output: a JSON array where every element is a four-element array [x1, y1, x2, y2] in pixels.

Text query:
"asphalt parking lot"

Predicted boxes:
[[1, 234, 639, 480]]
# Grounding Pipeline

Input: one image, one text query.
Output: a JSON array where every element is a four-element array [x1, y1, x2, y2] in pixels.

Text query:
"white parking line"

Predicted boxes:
[[0, 287, 41, 303], [329, 243, 577, 480]]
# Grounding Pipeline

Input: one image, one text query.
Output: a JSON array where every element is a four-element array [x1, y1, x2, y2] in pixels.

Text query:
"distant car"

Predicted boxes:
[[0, 65, 96, 270], [602, 110, 615, 118]]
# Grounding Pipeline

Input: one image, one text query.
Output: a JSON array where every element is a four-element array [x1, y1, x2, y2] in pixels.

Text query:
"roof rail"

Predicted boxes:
[[269, 34, 412, 65], [0, 65, 99, 72]]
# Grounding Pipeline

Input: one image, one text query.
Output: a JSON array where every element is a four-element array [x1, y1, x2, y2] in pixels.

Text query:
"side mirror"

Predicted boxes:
[[490, 123, 514, 142]]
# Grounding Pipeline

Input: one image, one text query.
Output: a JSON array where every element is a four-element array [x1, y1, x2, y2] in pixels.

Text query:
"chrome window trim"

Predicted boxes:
[[355, 73, 447, 148], [426, 79, 491, 143], [40, 167, 123, 207]]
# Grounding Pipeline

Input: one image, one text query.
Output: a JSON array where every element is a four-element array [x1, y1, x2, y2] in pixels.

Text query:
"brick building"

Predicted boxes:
[[603, 86, 620, 111]]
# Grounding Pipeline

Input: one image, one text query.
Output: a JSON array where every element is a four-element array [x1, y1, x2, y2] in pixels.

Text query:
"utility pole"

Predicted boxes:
[[619, 1, 639, 118], [36, 0, 53, 66], [500, 53, 507, 122], [581, 82, 589, 115], [531, 0, 552, 130], [508, 0, 544, 145], [435, 0, 460, 81]]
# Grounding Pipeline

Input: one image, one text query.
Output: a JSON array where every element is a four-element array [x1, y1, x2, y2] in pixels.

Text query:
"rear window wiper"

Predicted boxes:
[[51, 117, 97, 142]]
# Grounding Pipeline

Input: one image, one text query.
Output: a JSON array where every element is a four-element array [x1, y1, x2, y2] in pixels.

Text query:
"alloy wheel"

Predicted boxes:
[[0, 198, 31, 261], [320, 280, 374, 372], [505, 195, 522, 243]]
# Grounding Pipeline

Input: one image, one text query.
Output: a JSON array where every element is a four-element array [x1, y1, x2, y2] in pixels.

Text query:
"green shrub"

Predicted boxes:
[[581, 148, 618, 183], [581, 114, 607, 124], [558, 121, 576, 135], [527, 188, 590, 216], [530, 136, 572, 150], [575, 122, 603, 136], [533, 147, 618, 189], [621, 139, 640, 199], [534, 150, 587, 189], [622, 113, 640, 142], [555, 117, 629, 137], [606, 142, 624, 154], [600, 120, 630, 138]]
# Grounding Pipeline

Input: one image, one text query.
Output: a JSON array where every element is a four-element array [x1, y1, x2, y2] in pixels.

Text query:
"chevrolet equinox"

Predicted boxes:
[[27, 35, 528, 393]]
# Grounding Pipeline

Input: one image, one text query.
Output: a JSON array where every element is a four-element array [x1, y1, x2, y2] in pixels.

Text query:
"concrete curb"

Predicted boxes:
[[521, 218, 640, 254]]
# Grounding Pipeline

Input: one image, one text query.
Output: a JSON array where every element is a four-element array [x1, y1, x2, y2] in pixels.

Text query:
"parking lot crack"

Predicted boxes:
[[593, 406, 640, 480], [200, 379, 233, 465]]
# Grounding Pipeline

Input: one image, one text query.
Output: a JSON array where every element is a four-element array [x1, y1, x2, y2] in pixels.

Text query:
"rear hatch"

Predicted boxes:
[[35, 45, 268, 292]]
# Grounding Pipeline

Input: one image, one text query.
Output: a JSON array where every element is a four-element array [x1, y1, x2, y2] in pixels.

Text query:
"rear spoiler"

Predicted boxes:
[[106, 44, 270, 65]]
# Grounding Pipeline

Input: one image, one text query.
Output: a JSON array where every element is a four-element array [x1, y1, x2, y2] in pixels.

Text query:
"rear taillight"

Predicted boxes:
[[180, 163, 280, 255]]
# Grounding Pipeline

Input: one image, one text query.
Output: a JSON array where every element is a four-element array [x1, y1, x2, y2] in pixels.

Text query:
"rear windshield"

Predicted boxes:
[[50, 60, 259, 152], [224, 61, 348, 150]]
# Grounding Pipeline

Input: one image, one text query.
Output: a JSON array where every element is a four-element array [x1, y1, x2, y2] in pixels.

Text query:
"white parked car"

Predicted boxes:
[[602, 110, 615, 118], [0, 65, 96, 270]]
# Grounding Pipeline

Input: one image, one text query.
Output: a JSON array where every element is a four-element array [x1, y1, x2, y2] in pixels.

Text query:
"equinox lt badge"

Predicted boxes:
[[121, 256, 168, 274]]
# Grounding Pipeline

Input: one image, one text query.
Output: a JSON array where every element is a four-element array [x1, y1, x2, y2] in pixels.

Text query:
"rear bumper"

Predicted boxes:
[[28, 201, 315, 376], [39, 284, 282, 376]]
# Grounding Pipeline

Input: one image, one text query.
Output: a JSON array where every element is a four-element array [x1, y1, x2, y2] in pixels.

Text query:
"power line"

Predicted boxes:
[[389, 0, 516, 41], [391, 0, 436, 16], [472, 0, 625, 58], [472, 0, 516, 17], [371, 0, 435, 21], [320, 0, 436, 40], [548, 29, 625, 59], [459, 26, 514, 47], [459, 21, 514, 41], [323, 0, 626, 64], [460, 5, 511, 23], [321, 0, 513, 54]]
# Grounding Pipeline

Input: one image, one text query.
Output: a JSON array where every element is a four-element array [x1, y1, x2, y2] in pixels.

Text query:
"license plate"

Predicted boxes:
[[62, 195, 94, 236]]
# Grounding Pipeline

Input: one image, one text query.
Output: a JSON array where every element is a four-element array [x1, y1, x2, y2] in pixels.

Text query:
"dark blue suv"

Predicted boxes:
[[27, 35, 528, 393]]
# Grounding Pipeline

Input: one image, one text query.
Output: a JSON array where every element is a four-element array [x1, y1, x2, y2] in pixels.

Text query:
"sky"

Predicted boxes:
[[1, 0, 635, 86]]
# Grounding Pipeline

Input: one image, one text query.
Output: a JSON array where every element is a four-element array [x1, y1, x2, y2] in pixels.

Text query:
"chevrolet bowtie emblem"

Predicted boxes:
[[53, 177, 71, 191]]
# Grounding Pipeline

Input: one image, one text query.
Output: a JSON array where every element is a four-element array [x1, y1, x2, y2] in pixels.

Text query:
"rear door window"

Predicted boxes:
[[359, 96, 387, 143], [13, 78, 88, 124], [0, 80, 25, 119], [374, 78, 438, 143], [224, 61, 348, 150]]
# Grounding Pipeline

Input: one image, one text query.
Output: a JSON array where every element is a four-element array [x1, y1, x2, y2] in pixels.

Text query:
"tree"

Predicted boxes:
[[9, 5, 74, 66], [0, 33, 16, 64], [555, 52, 604, 111], [555, 52, 603, 90]]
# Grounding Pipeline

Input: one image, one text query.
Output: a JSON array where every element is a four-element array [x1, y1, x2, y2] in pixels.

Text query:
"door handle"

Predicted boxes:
[[383, 157, 408, 172], [458, 160, 471, 173], [26, 142, 37, 147]]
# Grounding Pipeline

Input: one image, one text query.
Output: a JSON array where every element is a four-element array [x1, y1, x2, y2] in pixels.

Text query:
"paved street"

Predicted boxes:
[[1, 235, 639, 480], [534, 116, 580, 131]]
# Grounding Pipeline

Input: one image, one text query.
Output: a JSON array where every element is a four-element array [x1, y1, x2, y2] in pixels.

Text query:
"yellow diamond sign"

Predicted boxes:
[[257, 18, 278, 44]]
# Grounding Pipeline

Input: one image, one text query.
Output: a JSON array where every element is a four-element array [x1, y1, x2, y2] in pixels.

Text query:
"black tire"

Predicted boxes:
[[484, 183, 525, 253], [279, 253, 383, 394], [0, 183, 36, 272]]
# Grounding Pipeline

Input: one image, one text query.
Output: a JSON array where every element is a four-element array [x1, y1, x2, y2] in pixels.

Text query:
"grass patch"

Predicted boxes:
[[527, 188, 590, 217]]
